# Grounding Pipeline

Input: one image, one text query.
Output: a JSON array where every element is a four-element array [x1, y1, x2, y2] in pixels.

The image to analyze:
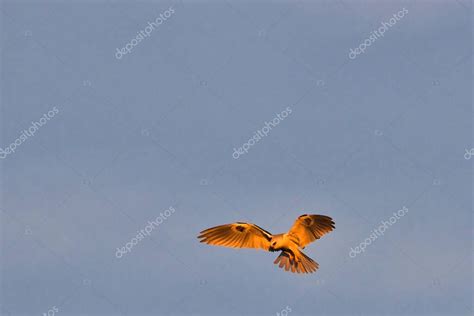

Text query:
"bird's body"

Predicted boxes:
[[198, 214, 335, 274]]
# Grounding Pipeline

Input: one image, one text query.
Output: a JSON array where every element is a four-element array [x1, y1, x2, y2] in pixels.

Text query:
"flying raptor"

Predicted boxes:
[[198, 214, 335, 274]]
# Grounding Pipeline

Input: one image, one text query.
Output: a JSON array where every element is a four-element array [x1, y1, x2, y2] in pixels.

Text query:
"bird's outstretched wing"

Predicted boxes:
[[288, 214, 335, 248], [198, 222, 272, 250]]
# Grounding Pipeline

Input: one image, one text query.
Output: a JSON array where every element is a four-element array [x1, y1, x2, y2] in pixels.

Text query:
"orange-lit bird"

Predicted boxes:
[[198, 214, 335, 274]]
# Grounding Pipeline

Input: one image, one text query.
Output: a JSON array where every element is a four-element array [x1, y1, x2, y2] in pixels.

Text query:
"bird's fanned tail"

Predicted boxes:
[[273, 249, 319, 274]]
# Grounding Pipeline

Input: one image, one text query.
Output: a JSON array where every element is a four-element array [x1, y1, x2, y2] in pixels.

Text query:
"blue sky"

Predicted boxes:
[[0, 0, 472, 315]]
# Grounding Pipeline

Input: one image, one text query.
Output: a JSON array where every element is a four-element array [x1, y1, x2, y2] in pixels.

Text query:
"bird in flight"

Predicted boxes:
[[198, 214, 335, 274]]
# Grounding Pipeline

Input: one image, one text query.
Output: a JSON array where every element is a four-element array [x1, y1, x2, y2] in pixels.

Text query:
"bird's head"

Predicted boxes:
[[268, 236, 283, 252]]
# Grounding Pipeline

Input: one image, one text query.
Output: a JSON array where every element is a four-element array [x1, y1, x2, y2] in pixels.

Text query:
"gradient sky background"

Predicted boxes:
[[0, 0, 472, 315]]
